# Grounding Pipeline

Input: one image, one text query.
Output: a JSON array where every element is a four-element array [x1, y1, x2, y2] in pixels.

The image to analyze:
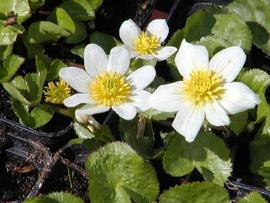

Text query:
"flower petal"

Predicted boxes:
[[59, 67, 91, 93], [76, 104, 110, 116], [63, 93, 94, 107], [204, 100, 230, 126], [137, 54, 155, 60], [209, 46, 246, 82], [130, 90, 151, 112], [175, 39, 209, 78], [127, 65, 156, 92], [107, 46, 130, 74], [112, 103, 137, 120], [219, 82, 260, 114], [153, 46, 177, 61], [146, 19, 169, 43], [172, 104, 205, 142], [119, 19, 141, 48], [149, 82, 184, 112], [84, 44, 108, 77]]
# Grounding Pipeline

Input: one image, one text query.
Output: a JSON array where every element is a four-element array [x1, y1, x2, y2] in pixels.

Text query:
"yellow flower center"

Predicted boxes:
[[183, 69, 225, 105], [44, 80, 71, 104], [90, 72, 131, 106], [134, 32, 160, 55]]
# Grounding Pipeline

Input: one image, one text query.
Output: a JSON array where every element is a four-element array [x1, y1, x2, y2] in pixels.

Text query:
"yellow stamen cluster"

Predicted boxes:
[[134, 32, 160, 55], [183, 69, 225, 105], [44, 80, 71, 104], [90, 72, 131, 106]]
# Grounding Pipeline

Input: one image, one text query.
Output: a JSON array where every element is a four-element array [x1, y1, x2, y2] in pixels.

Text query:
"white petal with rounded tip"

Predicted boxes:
[[219, 82, 260, 114], [153, 46, 177, 61], [127, 65, 156, 92], [112, 103, 137, 120], [175, 39, 209, 78], [149, 82, 184, 112], [59, 67, 91, 93], [124, 45, 138, 58], [119, 19, 141, 48], [84, 44, 108, 78], [146, 19, 169, 43], [130, 90, 151, 112], [63, 93, 94, 107], [209, 46, 246, 82], [76, 104, 110, 116], [107, 46, 130, 74], [204, 100, 230, 126], [137, 54, 155, 60], [172, 104, 205, 142]]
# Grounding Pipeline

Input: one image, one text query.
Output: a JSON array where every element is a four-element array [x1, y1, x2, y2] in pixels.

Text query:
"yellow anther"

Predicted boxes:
[[134, 32, 160, 55], [44, 80, 71, 104]]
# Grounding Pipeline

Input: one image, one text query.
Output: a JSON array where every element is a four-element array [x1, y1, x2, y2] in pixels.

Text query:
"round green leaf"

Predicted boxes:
[[27, 21, 70, 44], [60, 0, 95, 21], [48, 7, 76, 34], [85, 142, 159, 203], [238, 192, 267, 203], [23, 192, 84, 203], [0, 0, 31, 23], [163, 131, 232, 185], [159, 182, 229, 203], [65, 20, 87, 44], [227, 0, 270, 56]]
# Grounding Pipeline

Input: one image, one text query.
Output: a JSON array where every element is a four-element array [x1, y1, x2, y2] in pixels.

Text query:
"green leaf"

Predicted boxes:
[[3, 80, 30, 105], [250, 136, 270, 179], [12, 99, 54, 128], [119, 118, 154, 158], [237, 69, 270, 94], [258, 160, 270, 191], [141, 109, 175, 121], [71, 44, 85, 58], [28, 0, 45, 12], [65, 20, 87, 44], [167, 8, 252, 79], [60, 0, 95, 21], [0, 45, 12, 59], [23, 35, 44, 59], [23, 192, 84, 203], [89, 0, 103, 11], [46, 59, 66, 81], [0, 22, 25, 45], [163, 131, 232, 185], [0, 54, 24, 83], [238, 192, 267, 203], [159, 182, 229, 203], [0, 0, 31, 23], [48, 7, 76, 34], [74, 122, 95, 139], [238, 69, 270, 137], [85, 142, 159, 203], [129, 58, 157, 72], [229, 111, 248, 135], [89, 31, 117, 54], [27, 21, 70, 44], [227, 0, 270, 56]]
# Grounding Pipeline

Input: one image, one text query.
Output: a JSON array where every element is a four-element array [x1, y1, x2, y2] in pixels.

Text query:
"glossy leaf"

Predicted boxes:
[[0, 0, 31, 23], [159, 182, 229, 203], [85, 142, 159, 203], [27, 21, 70, 44], [65, 20, 87, 44], [23, 192, 83, 203], [89, 31, 117, 54], [238, 192, 267, 203], [163, 131, 232, 185], [12, 99, 54, 128], [60, 0, 95, 21], [227, 0, 270, 55], [0, 54, 24, 83]]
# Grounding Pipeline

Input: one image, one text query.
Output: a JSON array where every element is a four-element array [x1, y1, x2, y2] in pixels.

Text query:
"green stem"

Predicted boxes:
[[53, 106, 72, 118]]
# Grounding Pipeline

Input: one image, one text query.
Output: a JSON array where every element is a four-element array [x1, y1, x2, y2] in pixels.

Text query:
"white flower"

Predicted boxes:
[[59, 44, 156, 120], [149, 39, 260, 142], [119, 18, 177, 61]]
